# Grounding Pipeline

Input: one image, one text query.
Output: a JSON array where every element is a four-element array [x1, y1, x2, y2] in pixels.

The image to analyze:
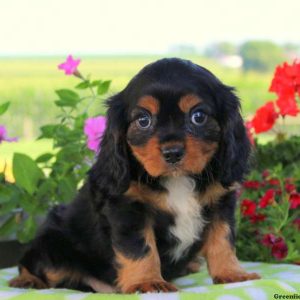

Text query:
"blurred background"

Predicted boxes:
[[1, 0, 300, 163]]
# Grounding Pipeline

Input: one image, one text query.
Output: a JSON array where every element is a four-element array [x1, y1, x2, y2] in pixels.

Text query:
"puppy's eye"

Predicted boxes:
[[191, 109, 207, 126], [136, 113, 152, 129]]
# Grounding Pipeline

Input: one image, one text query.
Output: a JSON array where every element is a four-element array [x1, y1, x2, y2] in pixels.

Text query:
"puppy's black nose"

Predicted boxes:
[[162, 145, 185, 164]]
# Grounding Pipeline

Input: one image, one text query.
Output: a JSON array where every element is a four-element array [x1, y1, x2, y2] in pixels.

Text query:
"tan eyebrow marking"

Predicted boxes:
[[137, 96, 160, 114], [178, 94, 201, 113]]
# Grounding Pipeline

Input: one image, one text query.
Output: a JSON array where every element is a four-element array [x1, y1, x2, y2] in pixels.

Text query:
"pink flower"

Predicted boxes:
[[84, 116, 106, 152], [0, 125, 18, 143], [58, 55, 81, 75]]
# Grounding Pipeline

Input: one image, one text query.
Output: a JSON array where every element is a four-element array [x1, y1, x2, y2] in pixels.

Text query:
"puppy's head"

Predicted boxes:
[[90, 58, 251, 195]]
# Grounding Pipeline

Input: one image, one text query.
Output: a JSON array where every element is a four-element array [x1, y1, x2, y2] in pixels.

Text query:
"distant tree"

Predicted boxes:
[[169, 44, 197, 55], [205, 42, 237, 58], [239, 41, 286, 72]]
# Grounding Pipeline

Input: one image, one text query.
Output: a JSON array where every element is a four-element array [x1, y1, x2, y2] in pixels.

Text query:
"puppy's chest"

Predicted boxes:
[[161, 177, 205, 262]]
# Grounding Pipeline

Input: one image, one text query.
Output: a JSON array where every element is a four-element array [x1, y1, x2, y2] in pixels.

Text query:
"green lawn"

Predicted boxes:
[[1, 55, 273, 140]]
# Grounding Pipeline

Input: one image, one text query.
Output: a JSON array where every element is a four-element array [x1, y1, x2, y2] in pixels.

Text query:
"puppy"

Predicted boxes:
[[9, 58, 260, 293]]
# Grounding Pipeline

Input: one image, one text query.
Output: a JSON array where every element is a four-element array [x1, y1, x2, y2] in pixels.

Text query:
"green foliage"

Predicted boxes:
[[205, 42, 237, 57], [0, 70, 110, 243], [254, 136, 300, 174], [236, 167, 300, 264], [13, 153, 44, 195], [240, 41, 286, 72], [0, 102, 10, 116]]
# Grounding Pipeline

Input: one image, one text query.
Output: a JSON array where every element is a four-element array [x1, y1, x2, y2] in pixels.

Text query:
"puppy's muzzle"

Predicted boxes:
[[161, 145, 185, 164]]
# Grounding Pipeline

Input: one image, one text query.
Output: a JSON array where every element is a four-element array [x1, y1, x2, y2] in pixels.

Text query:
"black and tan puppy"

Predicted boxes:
[[10, 58, 260, 293]]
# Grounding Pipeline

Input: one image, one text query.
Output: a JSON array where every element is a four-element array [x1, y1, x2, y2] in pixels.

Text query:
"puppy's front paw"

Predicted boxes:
[[125, 280, 178, 293], [213, 271, 261, 284], [9, 276, 47, 289]]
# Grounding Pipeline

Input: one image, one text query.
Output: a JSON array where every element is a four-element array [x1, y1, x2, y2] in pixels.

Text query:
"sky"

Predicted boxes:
[[0, 0, 300, 56]]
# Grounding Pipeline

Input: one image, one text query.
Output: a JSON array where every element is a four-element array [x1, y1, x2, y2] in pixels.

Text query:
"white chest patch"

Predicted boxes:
[[161, 176, 205, 262]]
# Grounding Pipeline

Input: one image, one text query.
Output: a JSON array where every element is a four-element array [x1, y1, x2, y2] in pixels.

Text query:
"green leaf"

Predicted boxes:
[[58, 176, 77, 202], [74, 113, 88, 129], [35, 179, 55, 202], [56, 89, 80, 101], [0, 102, 10, 116], [97, 80, 111, 95], [55, 89, 80, 107], [0, 187, 13, 204], [75, 81, 90, 89], [0, 215, 18, 237], [39, 124, 58, 139], [90, 80, 102, 87], [36, 153, 54, 163], [17, 216, 37, 243], [13, 153, 44, 195]]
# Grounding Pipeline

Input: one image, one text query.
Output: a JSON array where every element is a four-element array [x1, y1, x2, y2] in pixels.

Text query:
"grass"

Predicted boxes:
[[1, 55, 273, 139]]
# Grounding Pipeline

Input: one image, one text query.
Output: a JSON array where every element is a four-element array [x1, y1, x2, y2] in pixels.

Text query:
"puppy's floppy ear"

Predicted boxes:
[[89, 92, 130, 196], [215, 85, 251, 187]]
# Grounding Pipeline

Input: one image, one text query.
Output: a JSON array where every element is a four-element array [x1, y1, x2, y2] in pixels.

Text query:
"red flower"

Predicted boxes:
[[241, 199, 256, 216], [261, 233, 277, 247], [289, 192, 300, 209], [251, 102, 279, 134], [285, 183, 296, 194], [276, 93, 299, 116], [270, 61, 300, 117], [262, 170, 270, 179], [268, 178, 280, 186], [243, 180, 260, 189], [259, 189, 275, 208], [293, 218, 300, 230], [271, 238, 288, 260], [250, 213, 266, 223]]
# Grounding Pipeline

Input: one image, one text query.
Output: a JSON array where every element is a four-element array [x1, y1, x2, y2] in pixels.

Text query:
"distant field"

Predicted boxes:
[[0, 55, 274, 140]]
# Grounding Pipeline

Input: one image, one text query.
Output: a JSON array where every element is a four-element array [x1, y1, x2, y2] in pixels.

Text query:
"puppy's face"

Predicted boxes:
[[127, 92, 221, 177]]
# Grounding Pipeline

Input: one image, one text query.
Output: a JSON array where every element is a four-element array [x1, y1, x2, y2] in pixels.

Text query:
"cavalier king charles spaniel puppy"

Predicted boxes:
[[10, 58, 260, 293]]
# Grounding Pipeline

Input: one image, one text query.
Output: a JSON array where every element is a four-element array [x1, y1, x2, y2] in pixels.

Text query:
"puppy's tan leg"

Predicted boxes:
[[9, 267, 48, 289], [201, 222, 260, 284], [115, 226, 177, 293]]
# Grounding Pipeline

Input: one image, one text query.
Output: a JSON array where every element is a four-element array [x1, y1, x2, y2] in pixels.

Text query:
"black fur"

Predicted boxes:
[[14, 58, 251, 292]]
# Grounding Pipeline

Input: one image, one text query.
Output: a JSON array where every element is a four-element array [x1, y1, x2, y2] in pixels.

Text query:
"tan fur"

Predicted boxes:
[[201, 222, 260, 283], [125, 182, 171, 213], [138, 96, 160, 114], [130, 137, 167, 177], [115, 226, 177, 293], [178, 94, 201, 113], [9, 267, 48, 289], [130, 136, 217, 177], [183, 136, 218, 174], [45, 269, 82, 287], [198, 182, 240, 206]]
